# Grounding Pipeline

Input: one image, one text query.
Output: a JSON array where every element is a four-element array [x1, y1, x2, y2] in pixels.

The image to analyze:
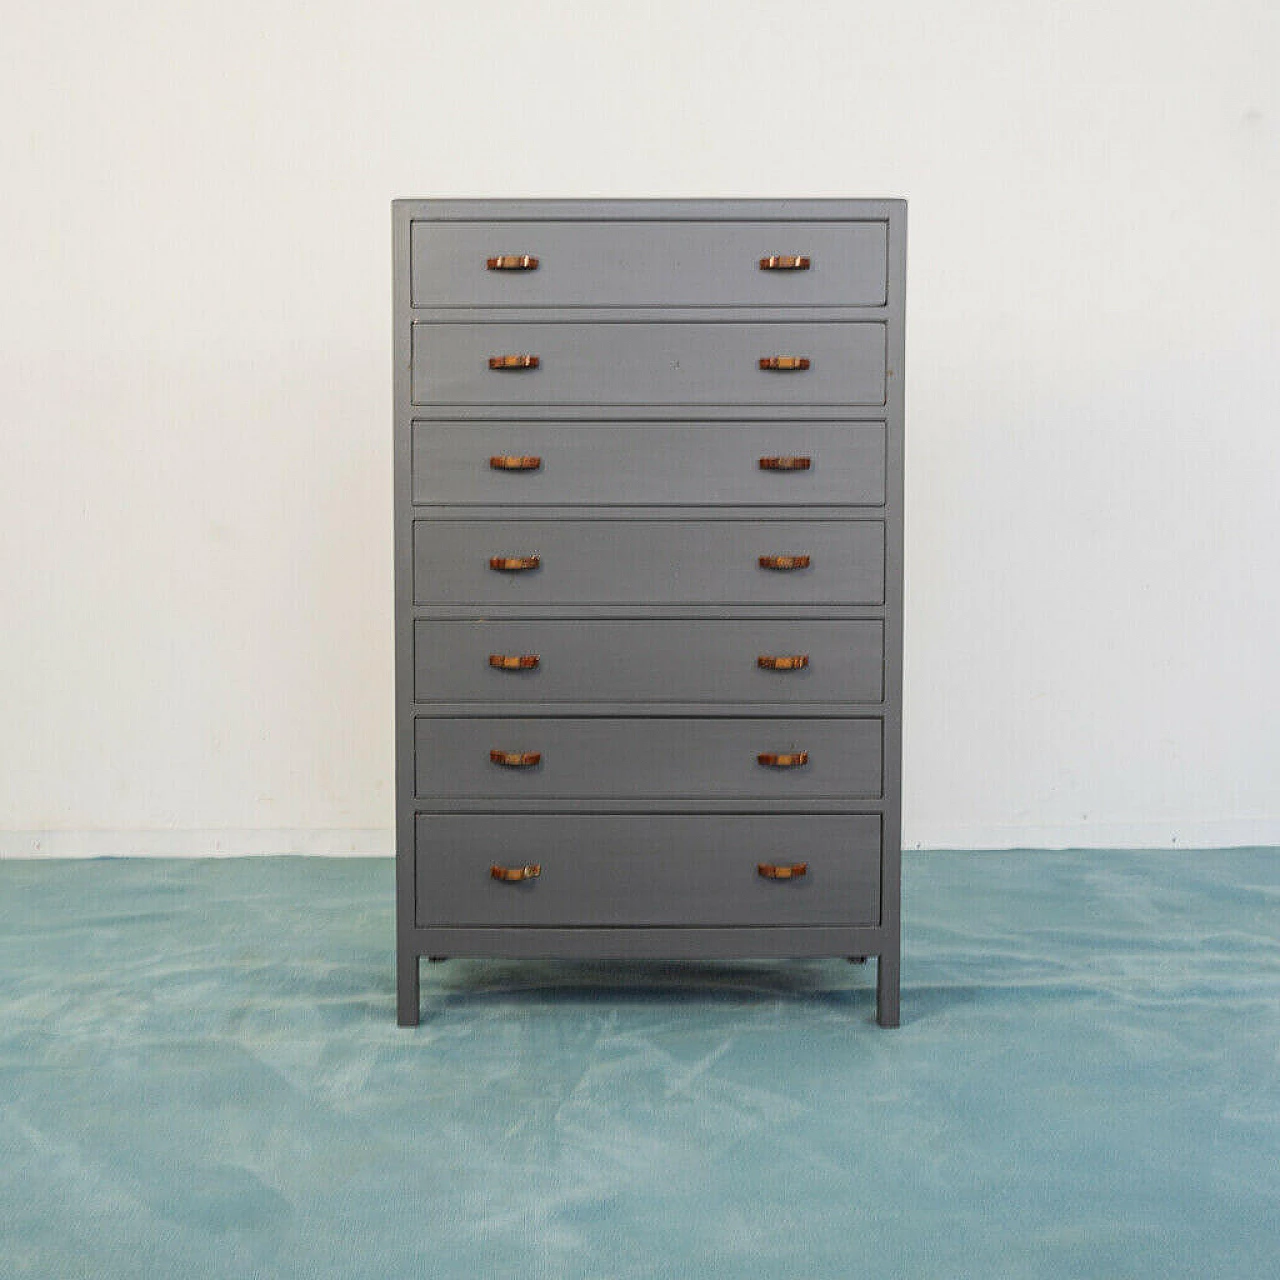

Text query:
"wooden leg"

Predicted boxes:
[[397, 949, 421, 1027], [876, 948, 900, 1028]]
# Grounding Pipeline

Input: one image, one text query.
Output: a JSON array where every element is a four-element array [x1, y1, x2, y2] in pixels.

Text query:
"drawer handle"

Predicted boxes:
[[489, 455, 542, 471], [486, 255, 539, 271], [759, 456, 812, 471], [758, 554, 810, 571], [759, 256, 811, 270], [490, 749, 542, 768], [489, 554, 540, 572], [758, 862, 809, 879], [759, 356, 810, 371], [489, 653, 540, 671], [488, 354, 540, 370], [758, 751, 809, 768], [491, 863, 542, 881], [758, 654, 809, 671]]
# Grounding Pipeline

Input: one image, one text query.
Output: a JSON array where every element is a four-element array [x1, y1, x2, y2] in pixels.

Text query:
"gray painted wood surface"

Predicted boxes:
[[412, 519, 885, 606], [414, 716, 883, 801], [411, 420, 887, 507], [394, 198, 905, 1028], [411, 321, 886, 406], [415, 813, 881, 927], [413, 618, 885, 705], [410, 218, 888, 308]]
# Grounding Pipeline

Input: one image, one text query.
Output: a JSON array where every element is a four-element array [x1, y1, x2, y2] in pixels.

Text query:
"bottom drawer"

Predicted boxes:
[[415, 813, 881, 927]]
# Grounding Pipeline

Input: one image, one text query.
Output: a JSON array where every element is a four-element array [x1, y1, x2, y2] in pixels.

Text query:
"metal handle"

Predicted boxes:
[[759, 456, 812, 471], [486, 255, 539, 271], [758, 554, 810, 571], [491, 863, 542, 881], [488, 354, 540, 370], [757, 751, 809, 768], [489, 554, 540, 571], [758, 862, 808, 879], [489, 455, 542, 471], [489, 654, 540, 671], [759, 256, 811, 270], [759, 356, 810, 371], [757, 654, 809, 671], [490, 749, 541, 767]]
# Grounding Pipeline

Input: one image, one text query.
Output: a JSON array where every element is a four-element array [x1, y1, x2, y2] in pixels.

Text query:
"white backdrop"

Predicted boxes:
[[1, 0, 1276, 855]]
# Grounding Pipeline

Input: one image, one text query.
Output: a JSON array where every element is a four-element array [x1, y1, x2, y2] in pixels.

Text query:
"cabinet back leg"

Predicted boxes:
[[876, 949, 900, 1028], [398, 950, 421, 1027]]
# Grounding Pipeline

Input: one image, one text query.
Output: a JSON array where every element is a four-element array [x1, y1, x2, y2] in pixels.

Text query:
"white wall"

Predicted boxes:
[[1, 0, 1276, 855]]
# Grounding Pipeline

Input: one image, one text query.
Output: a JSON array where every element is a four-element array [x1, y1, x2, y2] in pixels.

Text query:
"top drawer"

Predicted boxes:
[[410, 220, 888, 309]]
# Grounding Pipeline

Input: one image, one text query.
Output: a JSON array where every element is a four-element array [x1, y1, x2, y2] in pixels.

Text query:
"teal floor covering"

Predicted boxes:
[[1, 851, 1277, 1279]]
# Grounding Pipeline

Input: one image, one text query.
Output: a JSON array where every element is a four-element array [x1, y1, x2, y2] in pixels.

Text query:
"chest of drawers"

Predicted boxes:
[[393, 199, 905, 1027]]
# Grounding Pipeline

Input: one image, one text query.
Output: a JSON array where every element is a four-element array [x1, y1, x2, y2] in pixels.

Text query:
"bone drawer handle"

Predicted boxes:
[[757, 751, 809, 768], [489, 554, 540, 571], [759, 256, 810, 270], [758, 554, 811, 571], [759, 356, 810, 371], [490, 863, 542, 881], [759, 456, 812, 471], [757, 654, 809, 671], [489, 455, 542, 471], [757, 862, 809, 879], [488, 354, 540, 370], [486, 255, 539, 270], [490, 749, 542, 768], [489, 654, 540, 671]]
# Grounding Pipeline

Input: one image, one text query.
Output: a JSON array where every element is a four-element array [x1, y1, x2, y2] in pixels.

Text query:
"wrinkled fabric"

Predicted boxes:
[[1, 851, 1277, 1279]]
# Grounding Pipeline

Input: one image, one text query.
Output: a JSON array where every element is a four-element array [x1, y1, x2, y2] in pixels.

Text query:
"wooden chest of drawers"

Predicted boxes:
[[393, 199, 905, 1026]]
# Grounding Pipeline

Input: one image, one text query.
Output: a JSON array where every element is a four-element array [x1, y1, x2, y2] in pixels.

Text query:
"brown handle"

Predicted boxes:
[[490, 863, 542, 881], [759, 456, 812, 471], [758, 862, 809, 879], [758, 554, 811, 571], [489, 554, 540, 571], [759, 256, 811, 270], [757, 751, 809, 768], [488, 354, 540, 370], [489, 654, 540, 671], [759, 356, 810, 371], [757, 654, 809, 671], [490, 749, 541, 767], [486, 255, 539, 271], [489, 455, 542, 471]]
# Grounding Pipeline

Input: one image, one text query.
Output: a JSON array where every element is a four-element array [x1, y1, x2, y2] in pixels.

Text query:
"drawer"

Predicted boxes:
[[414, 716, 882, 801], [410, 219, 888, 308], [415, 813, 882, 927], [412, 519, 884, 606], [411, 420, 886, 507], [411, 322, 886, 406], [414, 619, 884, 705]]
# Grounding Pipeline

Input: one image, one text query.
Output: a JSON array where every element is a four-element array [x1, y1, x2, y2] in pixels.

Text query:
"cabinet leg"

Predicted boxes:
[[876, 948, 900, 1028], [397, 950, 421, 1027]]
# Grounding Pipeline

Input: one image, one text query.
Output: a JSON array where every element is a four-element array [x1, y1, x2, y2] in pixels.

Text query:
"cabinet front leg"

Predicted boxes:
[[397, 949, 421, 1027], [876, 948, 900, 1028]]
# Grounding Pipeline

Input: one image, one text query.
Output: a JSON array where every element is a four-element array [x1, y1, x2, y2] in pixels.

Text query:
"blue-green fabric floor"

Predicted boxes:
[[1, 852, 1277, 1279]]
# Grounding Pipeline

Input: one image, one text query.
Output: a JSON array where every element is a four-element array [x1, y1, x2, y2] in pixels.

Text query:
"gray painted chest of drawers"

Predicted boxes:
[[393, 199, 904, 1027]]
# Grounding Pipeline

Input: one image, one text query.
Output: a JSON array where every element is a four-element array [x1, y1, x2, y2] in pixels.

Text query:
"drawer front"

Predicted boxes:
[[414, 717, 882, 800], [413, 519, 884, 606], [415, 813, 882, 927], [414, 619, 884, 705], [410, 219, 888, 308], [411, 322, 886, 406], [411, 421, 886, 507]]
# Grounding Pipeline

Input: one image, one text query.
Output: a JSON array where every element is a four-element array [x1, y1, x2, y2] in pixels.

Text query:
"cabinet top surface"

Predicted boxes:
[[393, 198, 906, 220]]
